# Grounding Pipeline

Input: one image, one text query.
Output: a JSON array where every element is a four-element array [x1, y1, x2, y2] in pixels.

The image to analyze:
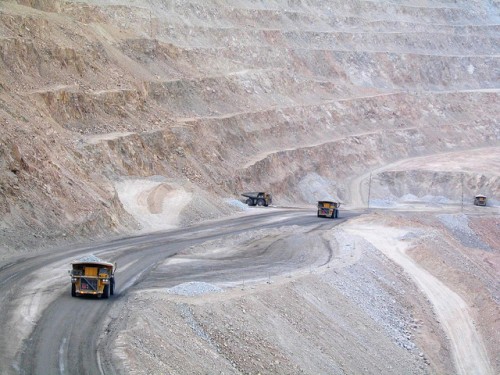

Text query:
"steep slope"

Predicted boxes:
[[0, 0, 498, 250]]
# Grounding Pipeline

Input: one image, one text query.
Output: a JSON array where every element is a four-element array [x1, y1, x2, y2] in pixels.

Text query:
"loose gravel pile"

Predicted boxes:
[[438, 213, 491, 250], [323, 230, 430, 364], [166, 282, 224, 296]]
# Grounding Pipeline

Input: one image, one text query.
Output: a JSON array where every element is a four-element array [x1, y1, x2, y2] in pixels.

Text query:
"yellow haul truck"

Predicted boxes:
[[69, 255, 116, 298], [474, 195, 487, 206], [242, 192, 272, 207], [317, 200, 340, 218]]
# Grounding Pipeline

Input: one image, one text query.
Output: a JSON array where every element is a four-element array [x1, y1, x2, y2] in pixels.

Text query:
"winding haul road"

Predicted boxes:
[[0, 208, 356, 375]]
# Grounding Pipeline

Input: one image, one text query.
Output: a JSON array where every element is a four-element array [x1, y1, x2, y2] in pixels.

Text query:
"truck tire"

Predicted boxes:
[[257, 199, 265, 206], [71, 283, 76, 297], [110, 278, 115, 295], [246, 198, 253, 206], [102, 284, 109, 299]]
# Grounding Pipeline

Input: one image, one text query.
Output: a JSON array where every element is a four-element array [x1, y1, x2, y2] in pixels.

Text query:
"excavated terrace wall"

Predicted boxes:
[[0, 0, 498, 248]]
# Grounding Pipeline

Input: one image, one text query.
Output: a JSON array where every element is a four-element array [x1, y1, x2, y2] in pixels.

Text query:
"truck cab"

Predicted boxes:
[[69, 255, 116, 298]]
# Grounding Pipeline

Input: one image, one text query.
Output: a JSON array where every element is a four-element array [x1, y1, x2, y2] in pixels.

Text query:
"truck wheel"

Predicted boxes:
[[335, 210, 339, 218], [246, 198, 253, 206], [317, 211, 321, 217], [71, 283, 76, 297], [257, 199, 265, 206], [102, 284, 109, 299], [110, 278, 115, 295]]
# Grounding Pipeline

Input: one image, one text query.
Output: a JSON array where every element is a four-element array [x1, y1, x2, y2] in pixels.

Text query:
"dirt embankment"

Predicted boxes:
[[0, 0, 498, 251], [102, 210, 497, 375]]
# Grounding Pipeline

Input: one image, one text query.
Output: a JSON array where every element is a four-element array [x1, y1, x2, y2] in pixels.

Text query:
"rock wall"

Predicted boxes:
[[0, 0, 498, 248]]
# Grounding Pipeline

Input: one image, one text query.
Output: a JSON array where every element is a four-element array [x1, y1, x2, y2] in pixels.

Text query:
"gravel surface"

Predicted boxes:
[[107, 210, 498, 375], [166, 282, 224, 296], [438, 213, 492, 250], [0, 0, 498, 374]]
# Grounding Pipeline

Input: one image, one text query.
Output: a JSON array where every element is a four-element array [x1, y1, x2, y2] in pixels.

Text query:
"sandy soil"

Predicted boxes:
[[0, 1, 498, 374], [348, 146, 500, 209], [345, 221, 494, 375], [101, 207, 498, 375], [2, 140, 493, 374], [114, 178, 192, 232], [102, 150, 498, 374]]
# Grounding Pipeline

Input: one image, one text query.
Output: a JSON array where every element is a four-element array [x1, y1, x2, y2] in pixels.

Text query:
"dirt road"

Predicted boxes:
[[1, 208, 495, 374], [345, 223, 494, 375], [348, 146, 500, 209], [0, 208, 355, 375]]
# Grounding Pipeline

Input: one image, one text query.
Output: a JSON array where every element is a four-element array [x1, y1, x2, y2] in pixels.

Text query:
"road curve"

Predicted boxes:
[[0, 208, 357, 375], [345, 224, 494, 375]]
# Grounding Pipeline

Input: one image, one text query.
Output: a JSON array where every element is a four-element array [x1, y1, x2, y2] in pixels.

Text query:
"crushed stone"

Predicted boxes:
[[438, 213, 491, 250], [166, 282, 224, 296]]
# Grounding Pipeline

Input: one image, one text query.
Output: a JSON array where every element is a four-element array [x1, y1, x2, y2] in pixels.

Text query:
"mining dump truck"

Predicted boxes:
[[474, 195, 487, 206], [317, 200, 340, 218], [69, 254, 116, 298], [242, 192, 272, 206]]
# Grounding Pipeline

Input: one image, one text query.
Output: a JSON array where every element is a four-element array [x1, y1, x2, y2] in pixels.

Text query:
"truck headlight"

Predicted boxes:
[[71, 277, 77, 283], [102, 278, 109, 283]]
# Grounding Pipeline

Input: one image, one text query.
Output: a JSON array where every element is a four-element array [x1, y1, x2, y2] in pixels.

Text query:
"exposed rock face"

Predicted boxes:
[[0, 0, 498, 249]]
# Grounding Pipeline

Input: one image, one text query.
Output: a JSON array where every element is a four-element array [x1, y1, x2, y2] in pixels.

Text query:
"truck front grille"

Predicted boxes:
[[81, 278, 98, 291]]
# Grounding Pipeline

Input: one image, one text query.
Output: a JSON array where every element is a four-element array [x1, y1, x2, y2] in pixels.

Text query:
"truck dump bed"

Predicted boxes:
[[241, 192, 263, 198]]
